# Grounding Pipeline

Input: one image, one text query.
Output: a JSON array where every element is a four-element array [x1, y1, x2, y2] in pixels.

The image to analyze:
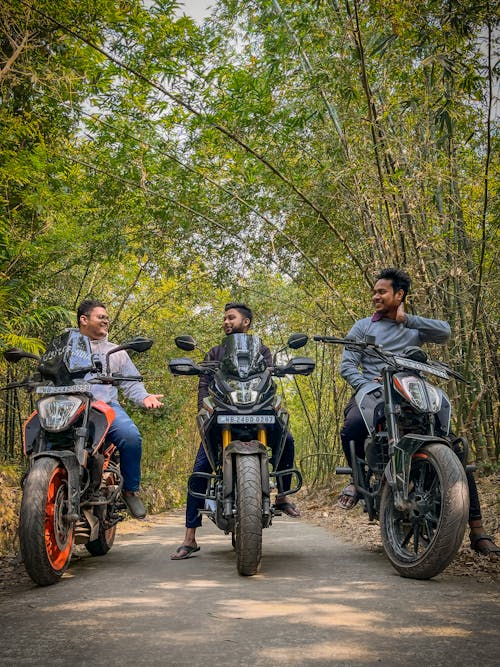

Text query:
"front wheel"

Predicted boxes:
[[20, 458, 75, 586], [380, 443, 468, 580], [235, 455, 263, 576]]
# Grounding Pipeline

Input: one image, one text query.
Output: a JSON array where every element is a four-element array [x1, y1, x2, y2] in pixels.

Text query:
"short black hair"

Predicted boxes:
[[77, 299, 106, 326], [224, 302, 253, 324], [376, 268, 411, 301]]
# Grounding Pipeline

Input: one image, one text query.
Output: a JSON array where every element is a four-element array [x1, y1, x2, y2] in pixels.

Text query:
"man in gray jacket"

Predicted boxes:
[[338, 268, 498, 556], [78, 299, 163, 519]]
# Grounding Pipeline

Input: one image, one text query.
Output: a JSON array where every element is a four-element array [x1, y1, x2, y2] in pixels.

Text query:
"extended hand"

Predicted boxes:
[[143, 394, 164, 409]]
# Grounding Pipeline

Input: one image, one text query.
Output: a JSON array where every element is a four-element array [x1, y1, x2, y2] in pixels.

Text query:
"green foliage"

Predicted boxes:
[[0, 0, 497, 516]]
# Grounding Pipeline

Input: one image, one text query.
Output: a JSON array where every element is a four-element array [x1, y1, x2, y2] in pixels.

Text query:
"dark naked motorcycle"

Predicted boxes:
[[314, 335, 470, 579], [3, 328, 152, 585], [169, 332, 314, 576]]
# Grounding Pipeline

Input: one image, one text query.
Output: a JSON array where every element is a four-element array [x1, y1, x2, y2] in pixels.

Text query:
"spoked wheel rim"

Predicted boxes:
[[386, 454, 442, 562], [44, 467, 73, 570]]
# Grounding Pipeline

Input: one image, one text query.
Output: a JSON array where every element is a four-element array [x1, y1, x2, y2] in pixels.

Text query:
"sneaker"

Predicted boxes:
[[123, 491, 146, 519]]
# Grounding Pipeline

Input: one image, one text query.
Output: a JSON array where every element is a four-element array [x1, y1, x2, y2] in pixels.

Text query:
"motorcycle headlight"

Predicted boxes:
[[394, 375, 428, 412], [226, 378, 261, 405], [424, 382, 442, 413], [394, 376, 442, 413], [38, 395, 86, 432]]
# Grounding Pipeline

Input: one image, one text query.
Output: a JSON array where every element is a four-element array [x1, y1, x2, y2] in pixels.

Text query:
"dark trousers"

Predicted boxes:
[[340, 396, 481, 521], [185, 433, 296, 529]]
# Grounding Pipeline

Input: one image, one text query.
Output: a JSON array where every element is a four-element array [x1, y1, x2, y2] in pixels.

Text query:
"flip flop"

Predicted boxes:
[[170, 544, 200, 560], [337, 483, 360, 510], [470, 534, 500, 556]]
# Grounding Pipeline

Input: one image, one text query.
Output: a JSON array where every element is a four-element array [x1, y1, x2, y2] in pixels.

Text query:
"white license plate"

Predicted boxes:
[[217, 415, 275, 425], [36, 384, 93, 394], [393, 356, 449, 379]]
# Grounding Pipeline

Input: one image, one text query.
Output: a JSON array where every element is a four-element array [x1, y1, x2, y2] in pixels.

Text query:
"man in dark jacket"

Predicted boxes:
[[171, 303, 299, 560]]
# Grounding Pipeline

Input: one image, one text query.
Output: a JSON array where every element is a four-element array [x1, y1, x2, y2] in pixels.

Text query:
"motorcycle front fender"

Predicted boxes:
[[30, 451, 81, 520], [222, 441, 270, 519]]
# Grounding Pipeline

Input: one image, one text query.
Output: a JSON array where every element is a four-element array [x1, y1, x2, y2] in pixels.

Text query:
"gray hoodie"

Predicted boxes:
[[340, 313, 451, 392], [84, 337, 149, 406]]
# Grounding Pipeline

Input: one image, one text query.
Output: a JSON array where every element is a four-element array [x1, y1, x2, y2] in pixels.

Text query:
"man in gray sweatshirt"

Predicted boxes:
[[338, 268, 499, 556], [78, 299, 163, 519]]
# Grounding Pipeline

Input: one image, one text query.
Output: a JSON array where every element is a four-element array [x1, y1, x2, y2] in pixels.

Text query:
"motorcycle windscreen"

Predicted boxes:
[[219, 334, 267, 378], [39, 329, 94, 383]]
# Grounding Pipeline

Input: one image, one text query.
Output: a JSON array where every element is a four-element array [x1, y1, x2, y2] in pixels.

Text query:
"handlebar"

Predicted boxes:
[[2, 373, 144, 393], [2, 380, 38, 391], [89, 374, 143, 384], [313, 335, 346, 344], [313, 335, 380, 349], [314, 335, 467, 382]]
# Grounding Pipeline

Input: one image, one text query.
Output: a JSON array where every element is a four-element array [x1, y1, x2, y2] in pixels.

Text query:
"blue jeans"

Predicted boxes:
[[106, 402, 142, 492], [185, 433, 296, 528]]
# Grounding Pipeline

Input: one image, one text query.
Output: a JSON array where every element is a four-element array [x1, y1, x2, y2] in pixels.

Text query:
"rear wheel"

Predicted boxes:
[[85, 514, 117, 556], [85, 469, 118, 556], [20, 458, 74, 586], [235, 455, 263, 576], [380, 443, 468, 579]]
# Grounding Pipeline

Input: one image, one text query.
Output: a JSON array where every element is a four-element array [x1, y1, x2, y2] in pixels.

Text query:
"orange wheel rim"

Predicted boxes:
[[44, 466, 73, 570]]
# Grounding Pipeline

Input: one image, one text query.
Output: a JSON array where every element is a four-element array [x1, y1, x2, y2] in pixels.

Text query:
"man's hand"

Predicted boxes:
[[396, 302, 407, 324], [143, 394, 164, 409]]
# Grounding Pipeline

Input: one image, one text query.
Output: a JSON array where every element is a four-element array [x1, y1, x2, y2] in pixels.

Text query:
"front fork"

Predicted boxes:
[[222, 426, 271, 524]]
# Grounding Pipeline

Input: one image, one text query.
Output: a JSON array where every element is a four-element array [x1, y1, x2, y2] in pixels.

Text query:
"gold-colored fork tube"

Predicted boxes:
[[222, 427, 231, 449]]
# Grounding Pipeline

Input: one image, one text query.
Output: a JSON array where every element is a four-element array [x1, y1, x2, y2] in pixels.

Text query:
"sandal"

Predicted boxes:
[[470, 533, 500, 556], [275, 500, 301, 517], [170, 544, 200, 560], [337, 483, 360, 510]]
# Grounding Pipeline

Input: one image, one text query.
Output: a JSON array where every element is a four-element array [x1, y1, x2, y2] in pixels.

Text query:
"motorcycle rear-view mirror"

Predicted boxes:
[[104, 337, 153, 375], [123, 337, 153, 353], [175, 335, 197, 352], [3, 348, 40, 363], [109, 337, 153, 355], [168, 357, 201, 376], [279, 356, 315, 376], [287, 333, 308, 350]]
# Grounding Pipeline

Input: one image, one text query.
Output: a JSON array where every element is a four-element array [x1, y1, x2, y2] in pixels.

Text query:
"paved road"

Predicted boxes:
[[0, 512, 498, 666]]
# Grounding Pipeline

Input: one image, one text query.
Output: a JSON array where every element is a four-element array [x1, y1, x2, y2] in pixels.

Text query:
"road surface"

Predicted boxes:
[[0, 512, 498, 666]]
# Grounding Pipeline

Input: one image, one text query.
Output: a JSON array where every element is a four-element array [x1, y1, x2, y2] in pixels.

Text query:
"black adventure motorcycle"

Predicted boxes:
[[314, 334, 470, 579], [3, 328, 153, 585], [169, 332, 314, 576]]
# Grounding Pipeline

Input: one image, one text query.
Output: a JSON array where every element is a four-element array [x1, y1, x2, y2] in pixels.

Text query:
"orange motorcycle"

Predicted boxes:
[[4, 328, 152, 585]]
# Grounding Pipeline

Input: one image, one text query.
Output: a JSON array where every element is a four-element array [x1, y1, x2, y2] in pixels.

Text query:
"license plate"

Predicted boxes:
[[393, 356, 449, 379], [217, 415, 275, 425], [36, 384, 93, 394]]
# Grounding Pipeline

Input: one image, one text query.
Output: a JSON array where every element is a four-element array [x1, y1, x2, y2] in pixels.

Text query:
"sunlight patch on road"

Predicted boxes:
[[396, 625, 471, 637], [217, 598, 385, 628], [258, 642, 373, 662], [156, 578, 223, 589]]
